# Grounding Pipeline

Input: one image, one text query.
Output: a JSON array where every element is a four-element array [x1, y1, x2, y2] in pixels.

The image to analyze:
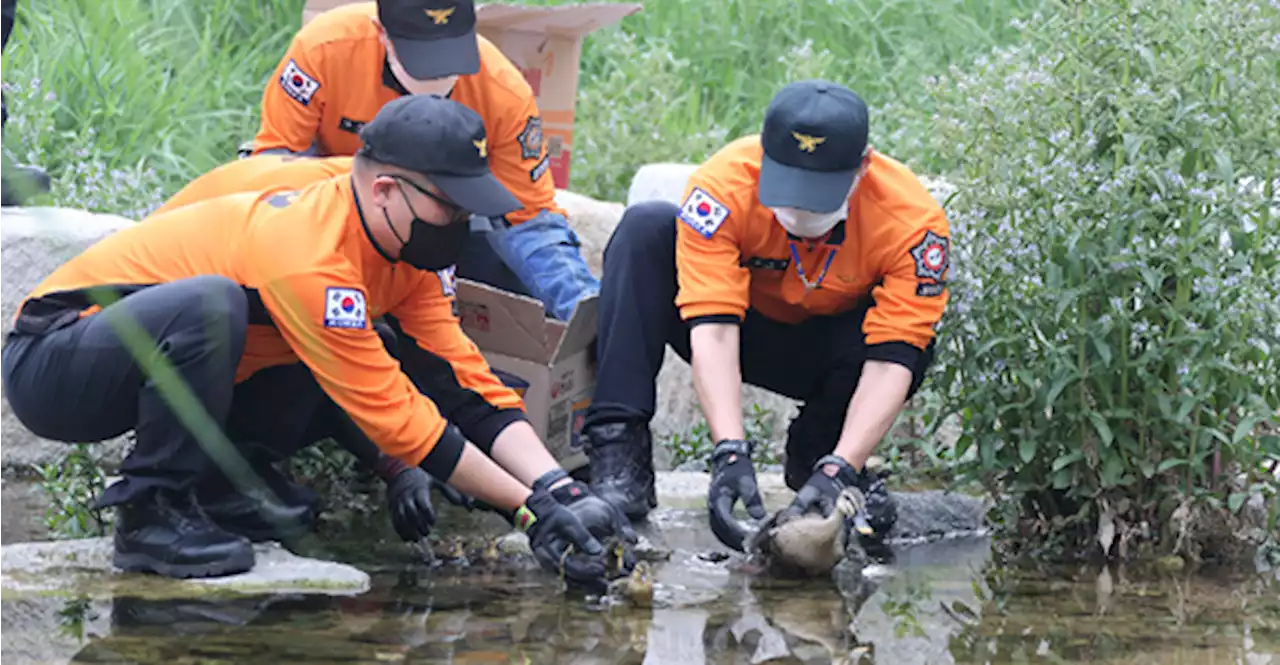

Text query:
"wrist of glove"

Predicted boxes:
[[783, 454, 875, 535], [707, 439, 767, 552]]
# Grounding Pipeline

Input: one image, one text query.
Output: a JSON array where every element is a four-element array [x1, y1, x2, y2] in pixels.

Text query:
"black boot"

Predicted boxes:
[[583, 420, 657, 521], [112, 489, 255, 579], [198, 467, 318, 543]]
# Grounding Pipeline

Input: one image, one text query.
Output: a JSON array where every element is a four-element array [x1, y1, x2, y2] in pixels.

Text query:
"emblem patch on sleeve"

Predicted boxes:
[[916, 282, 946, 297], [517, 116, 544, 161], [436, 266, 457, 297], [529, 154, 550, 183], [678, 187, 730, 239], [324, 287, 367, 329], [280, 59, 321, 106], [909, 230, 950, 281]]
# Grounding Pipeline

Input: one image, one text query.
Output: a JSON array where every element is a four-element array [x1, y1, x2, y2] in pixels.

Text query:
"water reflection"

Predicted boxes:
[[7, 533, 1277, 665]]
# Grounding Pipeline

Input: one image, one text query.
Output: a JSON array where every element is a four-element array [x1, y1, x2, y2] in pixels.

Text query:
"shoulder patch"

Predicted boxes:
[[529, 154, 550, 183], [280, 59, 321, 106], [909, 230, 950, 281], [678, 187, 731, 239], [324, 287, 368, 329], [436, 266, 457, 297], [517, 116, 544, 161]]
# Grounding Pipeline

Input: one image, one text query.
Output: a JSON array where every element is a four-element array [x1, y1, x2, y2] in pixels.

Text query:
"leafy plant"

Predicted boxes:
[[36, 443, 111, 539], [922, 0, 1280, 561], [664, 404, 782, 469]]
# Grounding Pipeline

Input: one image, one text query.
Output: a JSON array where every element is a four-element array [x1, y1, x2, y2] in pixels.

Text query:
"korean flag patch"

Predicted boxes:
[[436, 266, 457, 297], [324, 287, 367, 329], [678, 187, 730, 239], [280, 59, 320, 106]]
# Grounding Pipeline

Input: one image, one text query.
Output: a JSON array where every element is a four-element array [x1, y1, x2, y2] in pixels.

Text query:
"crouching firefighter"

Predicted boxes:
[[580, 79, 952, 551], [0, 95, 635, 592]]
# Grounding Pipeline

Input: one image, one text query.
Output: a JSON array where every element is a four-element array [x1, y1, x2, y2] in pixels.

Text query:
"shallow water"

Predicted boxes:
[[3, 484, 1277, 665]]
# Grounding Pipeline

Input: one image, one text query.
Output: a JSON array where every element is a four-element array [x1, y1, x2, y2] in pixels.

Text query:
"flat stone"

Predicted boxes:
[[1, 206, 138, 473], [1, 537, 370, 600], [626, 162, 698, 207]]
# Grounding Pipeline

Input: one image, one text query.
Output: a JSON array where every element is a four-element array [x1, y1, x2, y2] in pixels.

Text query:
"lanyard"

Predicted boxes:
[[788, 241, 838, 292]]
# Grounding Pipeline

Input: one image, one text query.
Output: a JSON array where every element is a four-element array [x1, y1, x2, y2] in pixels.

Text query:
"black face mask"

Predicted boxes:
[[383, 177, 471, 272]]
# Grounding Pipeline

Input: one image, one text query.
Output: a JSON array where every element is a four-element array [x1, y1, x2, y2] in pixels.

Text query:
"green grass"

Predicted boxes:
[[1, 0, 1042, 215]]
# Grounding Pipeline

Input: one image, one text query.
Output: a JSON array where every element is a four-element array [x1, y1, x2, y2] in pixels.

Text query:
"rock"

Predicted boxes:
[[626, 162, 698, 207], [555, 188, 624, 278], [1, 536, 370, 599], [879, 490, 990, 545], [1, 206, 139, 473]]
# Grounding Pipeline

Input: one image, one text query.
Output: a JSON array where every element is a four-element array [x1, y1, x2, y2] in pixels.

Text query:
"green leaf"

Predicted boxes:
[[1045, 371, 1077, 409], [1019, 437, 1036, 464], [1100, 453, 1126, 488], [1090, 333, 1113, 367], [1052, 467, 1073, 489], [1228, 492, 1249, 514], [1232, 415, 1264, 445], [1088, 412, 1115, 448], [1053, 450, 1084, 471]]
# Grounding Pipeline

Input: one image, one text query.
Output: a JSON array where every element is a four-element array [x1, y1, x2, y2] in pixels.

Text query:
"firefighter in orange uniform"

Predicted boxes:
[[581, 80, 951, 552], [1, 96, 634, 590], [248, 0, 596, 323]]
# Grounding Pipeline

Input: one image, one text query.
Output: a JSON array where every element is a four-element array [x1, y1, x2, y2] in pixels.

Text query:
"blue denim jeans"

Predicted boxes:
[[460, 209, 600, 322]]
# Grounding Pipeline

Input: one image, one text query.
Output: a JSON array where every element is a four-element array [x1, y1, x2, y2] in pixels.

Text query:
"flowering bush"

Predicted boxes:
[[2, 78, 166, 217], [923, 0, 1280, 560]]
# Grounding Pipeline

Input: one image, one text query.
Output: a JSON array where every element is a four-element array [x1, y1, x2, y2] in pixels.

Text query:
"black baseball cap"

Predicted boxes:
[[358, 94, 520, 217], [758, 80, 870, 213], [378, 0, 480, 81]]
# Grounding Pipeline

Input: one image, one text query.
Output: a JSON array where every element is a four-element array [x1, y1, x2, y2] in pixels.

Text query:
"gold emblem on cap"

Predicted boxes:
[[473, 138, 488, 158], [425, 6, 455, 24], [792, 131, 826, 153]]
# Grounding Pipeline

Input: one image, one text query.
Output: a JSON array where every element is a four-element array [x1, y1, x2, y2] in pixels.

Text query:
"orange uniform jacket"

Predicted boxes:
[[252, 1, 562, 226], [151, 155, 354, 217], [674, 136, 951, 367], [13, 176, 527, 471]]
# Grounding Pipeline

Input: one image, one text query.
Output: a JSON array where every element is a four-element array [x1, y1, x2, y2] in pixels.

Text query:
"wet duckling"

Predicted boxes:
[[748, 486, 870, 578], [621, 561, 654, 608]]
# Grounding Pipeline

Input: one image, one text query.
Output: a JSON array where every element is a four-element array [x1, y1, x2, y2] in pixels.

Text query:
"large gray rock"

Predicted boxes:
[[555, 188, 624, 278], [1, 206, 138, 473], [626, 162, 698, 207], [1, 536, 370, 598]]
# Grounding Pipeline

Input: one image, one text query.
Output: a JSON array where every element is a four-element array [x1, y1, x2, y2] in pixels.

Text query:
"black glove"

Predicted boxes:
[[384, 466, 438, 542], [538, 469, 638, 576], [707, 439, 767, 552], [514, 481, 609, 594], [782, 454, 874, 537]]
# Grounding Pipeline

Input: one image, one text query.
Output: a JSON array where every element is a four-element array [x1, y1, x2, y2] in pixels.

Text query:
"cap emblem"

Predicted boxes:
[[792, 131, 826, 153], [425, 6, 455, 24], [473, 137, 488, 158]]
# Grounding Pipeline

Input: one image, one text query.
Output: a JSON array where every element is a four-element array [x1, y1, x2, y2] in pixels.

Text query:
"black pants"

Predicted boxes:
[[586, 200, 935, 472], [1, 276, 391, 507]]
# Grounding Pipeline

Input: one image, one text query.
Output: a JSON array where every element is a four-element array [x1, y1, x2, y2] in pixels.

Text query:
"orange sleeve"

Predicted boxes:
[[387, 267, 529, 449], [252, 33, 328, 156], [482, 74, 563, 225], [254, 259, 452, 468], [864, 210, 952, 350], [673, 174, 751, 321]]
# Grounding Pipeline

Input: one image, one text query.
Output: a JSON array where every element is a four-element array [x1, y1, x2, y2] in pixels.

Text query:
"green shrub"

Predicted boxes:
[[923, 0, 1280, 561]]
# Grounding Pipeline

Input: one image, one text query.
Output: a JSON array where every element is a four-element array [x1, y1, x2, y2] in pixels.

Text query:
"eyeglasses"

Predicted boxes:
[[389, 174, 470, 225]]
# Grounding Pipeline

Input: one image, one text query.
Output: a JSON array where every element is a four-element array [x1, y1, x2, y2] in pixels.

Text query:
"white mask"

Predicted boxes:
[[772, 201, 849, 239], [388, 54, 459, 97]]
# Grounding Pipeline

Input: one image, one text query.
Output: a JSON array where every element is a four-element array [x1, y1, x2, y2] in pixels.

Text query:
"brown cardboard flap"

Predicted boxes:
[[476, 3, 642, 36], [550, 294, 598, 364], [455, 278, 556, 362]]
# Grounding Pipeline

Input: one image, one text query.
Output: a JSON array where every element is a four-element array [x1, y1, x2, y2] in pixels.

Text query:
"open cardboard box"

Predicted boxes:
[[300, 0, 643, 190], [454, 278, 597, 472]]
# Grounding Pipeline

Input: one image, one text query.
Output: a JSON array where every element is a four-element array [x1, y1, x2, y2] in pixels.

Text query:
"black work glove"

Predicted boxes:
[[782, 454, 874, 537], [514, 480, 609, 594], [707, 439, 767, 552], [540, 469, 639, 576], [384, 466, 438, 542]]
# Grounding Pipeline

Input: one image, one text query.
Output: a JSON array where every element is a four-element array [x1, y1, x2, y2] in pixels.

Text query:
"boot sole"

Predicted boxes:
[[114, 549, 255, 579]]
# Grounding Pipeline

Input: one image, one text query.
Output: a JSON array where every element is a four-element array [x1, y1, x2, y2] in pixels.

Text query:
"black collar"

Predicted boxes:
[[352, 176, 399, 264]]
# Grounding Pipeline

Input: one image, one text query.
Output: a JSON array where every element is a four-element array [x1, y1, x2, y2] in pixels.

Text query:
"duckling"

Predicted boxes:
[[747, 486, 871, 578], [621, 561, 654, 608]]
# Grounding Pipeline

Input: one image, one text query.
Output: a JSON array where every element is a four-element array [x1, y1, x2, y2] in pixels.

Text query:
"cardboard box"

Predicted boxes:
[[454, 278, 598, 472], [300, 0, 643, 190]]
